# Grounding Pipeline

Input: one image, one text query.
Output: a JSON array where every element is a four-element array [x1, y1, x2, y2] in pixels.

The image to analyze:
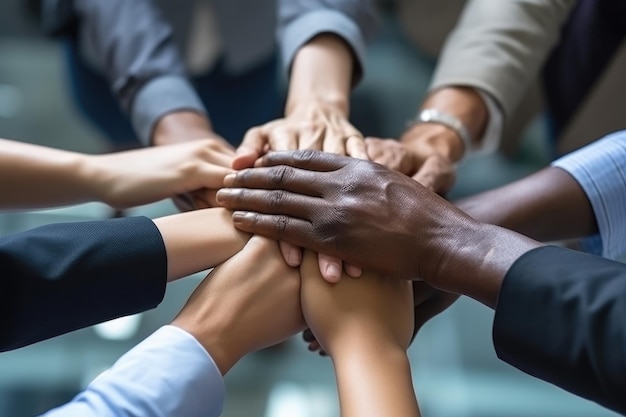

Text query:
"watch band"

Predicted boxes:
[[412, 109, 473, 153]]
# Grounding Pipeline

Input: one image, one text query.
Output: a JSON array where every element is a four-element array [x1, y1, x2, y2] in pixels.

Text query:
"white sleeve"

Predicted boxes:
[[40, 325, 226, 417], [552, 131, 626, 260]]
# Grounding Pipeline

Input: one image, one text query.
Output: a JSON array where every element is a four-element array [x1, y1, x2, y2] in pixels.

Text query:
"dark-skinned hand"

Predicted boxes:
[[216, 150, 477, 285]]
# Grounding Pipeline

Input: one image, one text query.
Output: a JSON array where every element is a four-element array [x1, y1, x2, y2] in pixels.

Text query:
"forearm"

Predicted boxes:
[[0, 138, 97, 209], [435, 221, 542, 308], [152, 208, 250, 281], [455, 167, 597, 242], [334, 345, 420, 417], [286, 34, 354, 117]]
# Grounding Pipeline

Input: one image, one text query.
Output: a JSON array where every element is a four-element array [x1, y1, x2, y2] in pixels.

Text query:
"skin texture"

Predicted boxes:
[[152, 111, 236, 210], [457, 166, 598, 241], [152, 208, 250, 281], [367, 87, 488, 194], [234, 33, 365, 169], [172, 236, 305, 375], [234, 33, 366, 283], [0, 137, 233, 210], [173, 239, 420, 417], [216, 150, 543, 308], [300, 250, 420, 417]]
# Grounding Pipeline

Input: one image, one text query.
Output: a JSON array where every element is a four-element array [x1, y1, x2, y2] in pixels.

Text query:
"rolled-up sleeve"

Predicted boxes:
[[74, 0, 206, 145], [552, 131, 626, 260], [277, 0, 378, 85]]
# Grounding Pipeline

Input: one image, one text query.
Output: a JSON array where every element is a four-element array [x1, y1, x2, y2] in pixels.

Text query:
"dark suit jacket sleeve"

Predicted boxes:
[[493, 245, 626, 414], [0, 216, 167, 352]]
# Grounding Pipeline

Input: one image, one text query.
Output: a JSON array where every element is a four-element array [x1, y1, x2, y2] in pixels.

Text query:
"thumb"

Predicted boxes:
[[233, 128, 266, 169]]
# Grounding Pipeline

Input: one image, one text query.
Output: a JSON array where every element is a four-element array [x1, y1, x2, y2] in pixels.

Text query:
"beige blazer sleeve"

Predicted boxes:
[[429, 0, 576, 120]]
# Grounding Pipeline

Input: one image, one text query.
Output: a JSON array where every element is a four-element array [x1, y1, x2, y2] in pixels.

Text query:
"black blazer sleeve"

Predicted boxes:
[[0, 216, 167, 352], [493, 246, 626, 414]]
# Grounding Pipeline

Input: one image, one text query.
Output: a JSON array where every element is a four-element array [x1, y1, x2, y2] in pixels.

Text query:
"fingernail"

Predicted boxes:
[[325, 264, 342, 282], [288, 248, 301, 266], [215, 189, 229, 203], [223, 173, 236, 186], [232, 211, 254, 222]]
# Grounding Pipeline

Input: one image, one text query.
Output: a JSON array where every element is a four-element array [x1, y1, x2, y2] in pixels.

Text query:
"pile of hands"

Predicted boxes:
[[93, 103, 469, 405], [171, 236, 415, 376], [141, 104, 468, 379]]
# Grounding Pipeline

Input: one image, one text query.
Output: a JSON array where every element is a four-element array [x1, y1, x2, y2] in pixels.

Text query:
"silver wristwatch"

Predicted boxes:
[[412, 109, 473, 153]]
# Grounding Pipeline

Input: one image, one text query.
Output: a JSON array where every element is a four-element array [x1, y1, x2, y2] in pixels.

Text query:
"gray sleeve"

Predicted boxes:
[[74, 0, 206, 145], [277, 0, 379, 85]]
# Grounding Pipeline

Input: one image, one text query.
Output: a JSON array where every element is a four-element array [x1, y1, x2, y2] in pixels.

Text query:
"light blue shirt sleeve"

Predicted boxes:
[[40, 325, 225, 417], [552, 131, 626, 260]]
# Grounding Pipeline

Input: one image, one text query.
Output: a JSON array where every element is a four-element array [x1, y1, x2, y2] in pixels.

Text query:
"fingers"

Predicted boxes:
[[317, 253, 343, 283], [279, 240, 303, 267], [298, 123, 325, 151], [230, 211, 319, 249], [269, 127, 299, 151], [234, 127, 267, 169], [322, 130, 347, 156], [172, 193, 195, 212], [302, 330, 327, 356], [218, 188, 320, 218], [198, 165, 235, 189], [413, 155, 456, 194], [346, 134, 368, 160], [259, 150, 349, 172], [221, 165, 326, 196], [365, 137, 389, 165], [344, 263, 363, 278]]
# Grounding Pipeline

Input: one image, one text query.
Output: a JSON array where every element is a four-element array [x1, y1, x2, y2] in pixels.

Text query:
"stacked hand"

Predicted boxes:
[[234, 100, 367, 170], [172, 236, 305, 374], [233, 100, 367, 283], [151, 111, 236, 211], [89, 138, 234, 209], [366, 123, 459, 195]]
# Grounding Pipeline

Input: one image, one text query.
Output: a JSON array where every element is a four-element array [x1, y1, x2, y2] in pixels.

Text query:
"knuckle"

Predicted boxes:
[[295, 149, 319, 163], [268, 190, 286, 212], [268, 165, 290, 186], [273, 214, 290, 240]]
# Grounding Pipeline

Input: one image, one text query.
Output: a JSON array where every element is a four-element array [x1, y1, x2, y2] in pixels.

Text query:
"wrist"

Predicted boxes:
[[152, 111, 215, 146], [285, 94, 349, 118], [418, 86, 489, 152], [428, 220, 542, 308], [172, 309, 242, 376], [286, 34, 353, 118], [330, 332, 407, 364], [78, 154, 113, 204]]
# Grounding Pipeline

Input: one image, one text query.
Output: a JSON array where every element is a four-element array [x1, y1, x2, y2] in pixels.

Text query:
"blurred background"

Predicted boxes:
[[0, 0, 621, 416]]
